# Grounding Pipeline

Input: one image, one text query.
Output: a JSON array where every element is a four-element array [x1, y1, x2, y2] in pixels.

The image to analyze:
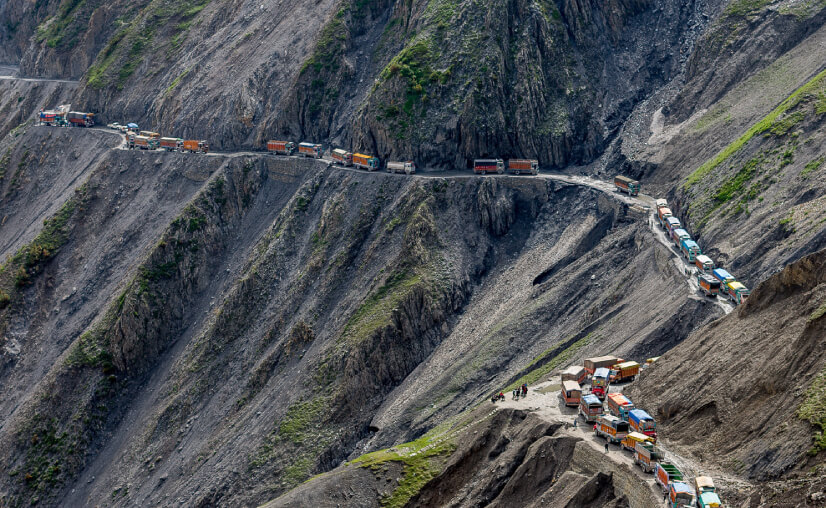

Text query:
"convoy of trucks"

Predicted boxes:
[[656, 199, 749, 305], [614, 175, 640, 196]]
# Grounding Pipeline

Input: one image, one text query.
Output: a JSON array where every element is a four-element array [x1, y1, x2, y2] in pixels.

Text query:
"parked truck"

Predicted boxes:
[[621, 431, 652, 452], [561, 380, 581, 407], [561, 365, 587, 384], [583, 356, 621, 375], [657, 207, 673, 226], [680, 239, 702, 262], [655, 462, 684, 490], [183, 140, 209, 153], [634, 438, 664, 472], [609, 361, 639, 383], [67, 111, 94, 127], [131, 135, 159, 150], [298, 142, 323, 159], [698, 274, 721, 297], [473, 159, 505, 174], [628, 409, 657, 441], [695, 476, 723, 508], [159, 137, 183, 151], [267, 140, 296, 155], [39, 109, 67, 126], [671, 228, 691, 246], [725, 281, 750, 304], [595, 414, 629, 443], [695, 254, 714, 273], [387, 160, 416, 174], [331, 148, 353, 166], [606, 393, 635, 420], [712, 268, 735, 288], [655, 198, 667, 209], [579, 394, 603, 422], [591, 367, 610, 399], [140, 130, 160, 139], [353, 153, 380, 170], [668, 482, 695, 507], [614, 175, 640, 196], [508, 159, 538, 175], [665, 217, 681, 234]]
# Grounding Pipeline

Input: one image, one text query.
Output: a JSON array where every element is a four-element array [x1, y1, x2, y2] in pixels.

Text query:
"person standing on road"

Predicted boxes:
[[573, 419, 577, 429], [604, 442, 609, 453]]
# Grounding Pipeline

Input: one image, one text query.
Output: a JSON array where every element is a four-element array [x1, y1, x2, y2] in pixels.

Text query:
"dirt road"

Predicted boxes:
[[0, 65, 79, 84]]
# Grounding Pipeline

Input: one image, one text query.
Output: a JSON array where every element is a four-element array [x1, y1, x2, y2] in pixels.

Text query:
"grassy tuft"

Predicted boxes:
[[504, 332, 593, 391], [797, 368, 826, 454]]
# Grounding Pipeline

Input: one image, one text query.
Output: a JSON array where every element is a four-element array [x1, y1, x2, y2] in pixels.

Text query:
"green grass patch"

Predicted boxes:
[[685, 67, 826, 189], [277, 395, 330, 445], [350, 426, 457, 507], [797, 367, 826, 454], [342, 269, 423, 344], [35, 0, 88, 49], [715, 155, 762, 203], [768, 111, 805, 136], [0, 147, 10, 181], [723, 0, 772, 18], [809, 300, 826, 323], [802, 157, 824, 178]]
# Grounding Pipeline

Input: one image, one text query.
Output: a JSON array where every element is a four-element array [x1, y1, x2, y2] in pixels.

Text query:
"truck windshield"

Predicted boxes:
[[643, 421, 656, 430]]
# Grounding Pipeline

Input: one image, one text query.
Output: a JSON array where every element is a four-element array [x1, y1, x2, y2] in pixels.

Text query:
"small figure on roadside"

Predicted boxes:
[[663, 489, 667, 503], [498, 392, 505, 401], [573, 419, 577, 429], [604, 442, 609, 453]]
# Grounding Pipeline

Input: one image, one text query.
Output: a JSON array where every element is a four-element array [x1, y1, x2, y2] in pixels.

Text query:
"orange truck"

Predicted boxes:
[[353, 153, 380, 171], [298, 142, 323, 158], [583, 356, 621, 375], [332, 148, 353, 166], [268, 140, 296, 155], [657, 206, 673, 226], [579, 394, 603, 422], [159, 137, 183, 151], [131, 135, 159, 150], [609, 361, 640, 383], [183, 140, 209, 153], [561, 380, 581, 407], [507, 159, 538, 175], [606, 393, 635, 420], [594, 414, 629, 443]]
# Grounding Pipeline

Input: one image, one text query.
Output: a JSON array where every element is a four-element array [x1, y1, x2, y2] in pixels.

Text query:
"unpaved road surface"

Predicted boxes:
[[0, 65, 79, 83]]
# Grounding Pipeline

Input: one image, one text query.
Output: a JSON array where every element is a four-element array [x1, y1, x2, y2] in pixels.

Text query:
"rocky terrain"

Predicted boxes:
[[2, 0, 826, 506]]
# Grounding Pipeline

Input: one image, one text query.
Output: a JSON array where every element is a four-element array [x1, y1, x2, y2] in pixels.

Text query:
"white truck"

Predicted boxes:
[[386, 161, 416, 174]]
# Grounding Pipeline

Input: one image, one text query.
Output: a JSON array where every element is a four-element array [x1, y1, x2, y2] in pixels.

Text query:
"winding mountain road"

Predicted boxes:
[[0, 65, 79, 84]]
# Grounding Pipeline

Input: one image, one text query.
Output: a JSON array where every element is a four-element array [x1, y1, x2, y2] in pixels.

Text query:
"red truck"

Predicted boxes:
[[67, 111, 94, 127], [267, 140, 296, 155], [473, 159, 504, 174], [507, 159, 538, 175], [183, 140, 209, 153], [332, 148, 353, 166]]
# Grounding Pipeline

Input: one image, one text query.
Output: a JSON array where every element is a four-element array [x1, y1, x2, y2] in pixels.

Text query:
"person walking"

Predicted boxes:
[[573, 419, 577, 429], [604, 442, 609, 453]]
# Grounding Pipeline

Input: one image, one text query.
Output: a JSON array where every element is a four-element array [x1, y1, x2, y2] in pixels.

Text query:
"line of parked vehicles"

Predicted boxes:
[[559, 356, 723, 507], [38, 108, 95, 127], [655, 198, 749, 304], [123, 128, 210, 154]]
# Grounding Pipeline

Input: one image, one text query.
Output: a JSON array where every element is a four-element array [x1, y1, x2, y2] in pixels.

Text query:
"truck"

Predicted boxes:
[[614, 175, 640, 196], [695, 254, 714, 273], [695, 476, 722, 508], [680, 239, 702, 262], [298, 142, 323, 159], [712, 268, 735, 288], [655, 462, 684, 490], [671, 228, 691, 246], [183, 140, 209, 153], [331, 148, 353, 166], [606, 393, 635, 420], [353, 153, 380, 171], [634, 438, 665, 473], [140, 130, 160, 139], [594, 414, 629, 443], [508, 159, 538, 175], [668, 482, 695, 508], [621, 431, 652, 452], [591, 367, 610, 399], [658, 207, 673, 226], [665, 217, 681, 234], [387, 160, 416, 174], [609, 361, 639, 383], [267, 140, 296, 155], [628, 409, 657, 441], [579, 394, 603, 422], [698, 274, 721, 297], [39, 110, 67, 126], [725, 281, 750, 304], [561, 380, 581, 407], [561, 365, 587, 384], [131, 135, 159, 150], [67, 111, 94, 127], [583, 356, 621, 375], [159, 137, 183, 151], [473, 159, 505, 174]]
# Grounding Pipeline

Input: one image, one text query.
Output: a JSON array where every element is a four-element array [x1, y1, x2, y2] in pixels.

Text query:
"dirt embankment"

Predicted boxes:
[[629, 247, 826, 500]]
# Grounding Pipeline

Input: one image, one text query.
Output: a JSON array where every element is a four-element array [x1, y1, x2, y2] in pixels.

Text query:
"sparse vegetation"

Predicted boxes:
[[797, 368, 826, 454], [801, 157, 824, 178], [505, 332, 593, 390], [685, 68, 826, 188]]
